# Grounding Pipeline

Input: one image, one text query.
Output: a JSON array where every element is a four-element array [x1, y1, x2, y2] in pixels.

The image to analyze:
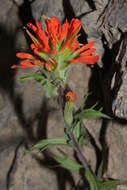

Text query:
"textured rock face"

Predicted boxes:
[[1, 0, 127, 190], [111, 34, 127, 119], [98, 0, 127, 46], [31, 0, 64, 21], [8, 145, 58, 190], [97, 0, 127, 120]]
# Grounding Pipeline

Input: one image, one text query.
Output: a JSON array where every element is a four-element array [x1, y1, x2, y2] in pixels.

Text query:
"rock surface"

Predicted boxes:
[[97, 0, 127, 120], [0, 0, 127, 190]]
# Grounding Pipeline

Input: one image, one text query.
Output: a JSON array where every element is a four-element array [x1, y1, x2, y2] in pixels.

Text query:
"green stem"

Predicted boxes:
[[58, 85, 90, 171]]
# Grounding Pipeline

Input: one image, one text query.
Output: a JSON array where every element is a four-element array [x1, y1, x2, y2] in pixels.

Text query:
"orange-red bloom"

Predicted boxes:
[[70, 41, 99, 64], [12, 52, 44, 69], [12, 16, 99, 70], [65, 91, 76, 104]]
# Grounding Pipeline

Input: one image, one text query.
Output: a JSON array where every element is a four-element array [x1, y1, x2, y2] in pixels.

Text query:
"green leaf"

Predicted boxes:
[[60, 48, 71, 63], [73, 121, 84, 146], [73, 121, 81, 141], [42, 69, 50, 78], [20, 74, 45, 82], [56, 41, 62, 52], [98, 179, 127, 190], [64, 102, 73, 126], [75, 109, 110, 120], [91, 103, 99, 109], [53, 154, 82, 173], [64, 127, 72, 145], [39, 52, 49, 61], [45, 83, 53, 98], [78, 135, 84, 147], [56, 69, 67, 81], [44, 82, 57, 98], [85, 169, 99, 190], [80, 93, 89, 110], [26, 138, 67, 153]]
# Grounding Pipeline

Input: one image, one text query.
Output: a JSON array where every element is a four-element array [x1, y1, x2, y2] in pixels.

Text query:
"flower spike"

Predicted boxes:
[[12, 16, 99, 71]]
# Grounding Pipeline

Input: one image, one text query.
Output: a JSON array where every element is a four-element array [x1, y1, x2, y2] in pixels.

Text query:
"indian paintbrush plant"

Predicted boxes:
[[12, 16, 127, 190]]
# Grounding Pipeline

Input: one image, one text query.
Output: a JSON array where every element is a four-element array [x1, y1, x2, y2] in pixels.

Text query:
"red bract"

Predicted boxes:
[[12, 16, 99, 70], [70, 41, 99, 64], [12, 52, 44, 69]]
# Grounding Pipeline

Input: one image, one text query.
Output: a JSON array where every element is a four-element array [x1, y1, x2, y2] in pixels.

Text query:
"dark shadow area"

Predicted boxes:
[[83, 33, 112, 176], [77, 10, 95, 19], [0, 26, 16, 95], [85, 0, 96, 11], [101, 34, 124, 112], [62, 0, 75, 22], [84, 29, 127, 177], [110, 33, 127, 107], [82, 63, 109, 176], [98, 32, 127, 174], [99, 119, 109, 174], [14, 0, 35, 46], [16, 0, 35, 24]]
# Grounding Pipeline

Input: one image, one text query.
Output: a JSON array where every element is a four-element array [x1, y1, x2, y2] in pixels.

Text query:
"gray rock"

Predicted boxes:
[[1, 0, 127, 190], [31, 0, 64, 21], [8, 145, 58, 190], [98, 0, 127, 47], [97, 0, 127, 119]]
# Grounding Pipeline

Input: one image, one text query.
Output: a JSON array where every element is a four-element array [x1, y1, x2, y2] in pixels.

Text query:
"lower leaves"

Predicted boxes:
[[25, 91, 126, 190], [26, 136, 126, 190]]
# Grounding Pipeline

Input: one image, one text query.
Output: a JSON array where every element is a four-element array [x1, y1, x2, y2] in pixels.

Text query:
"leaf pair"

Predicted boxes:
[[26, 138, 67, 153], [75, 108, 110, 120]]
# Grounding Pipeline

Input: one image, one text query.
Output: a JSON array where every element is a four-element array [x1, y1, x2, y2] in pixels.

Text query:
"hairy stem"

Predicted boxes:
[[58, 85, 90, 171], [69, 130, 89, 170]]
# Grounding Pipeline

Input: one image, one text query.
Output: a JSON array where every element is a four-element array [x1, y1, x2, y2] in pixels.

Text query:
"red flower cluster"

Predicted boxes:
[[12, 16, 99, 70]]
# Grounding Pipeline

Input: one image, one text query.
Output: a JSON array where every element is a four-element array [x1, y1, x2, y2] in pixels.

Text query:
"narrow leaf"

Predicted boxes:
[[75, 109, 110, 120], [20, 74, 45, 82], [64, 102, 73, 126], [85, 169, 99, 190], [26, 138, 67, 153], [53, 154, 82, 173], [73, 121, 81, 141], [60, 48, 71, 62], [39, 52, 49, 61], [44, 82, 57, 98]]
